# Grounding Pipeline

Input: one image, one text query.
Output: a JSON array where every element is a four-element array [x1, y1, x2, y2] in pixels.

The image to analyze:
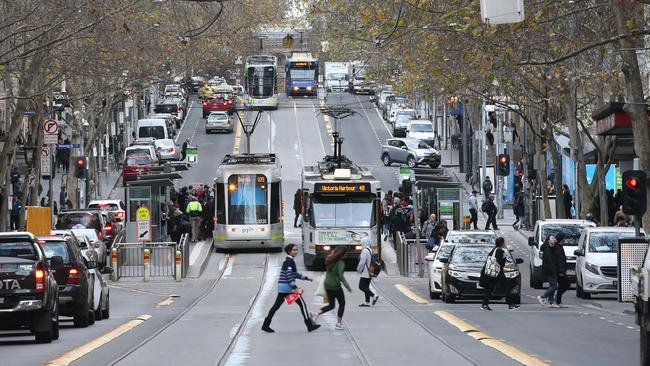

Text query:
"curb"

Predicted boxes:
[[187, 239, 213, 278], [381, 239, 399, 276]]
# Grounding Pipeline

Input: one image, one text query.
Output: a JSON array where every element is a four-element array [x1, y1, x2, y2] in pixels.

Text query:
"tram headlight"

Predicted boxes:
[[293, 86, 299, 91], [323, 245, 331, 251], [355, 245, 362, 251], [306, 86, 312, 91], [228, 184, 236, 191]]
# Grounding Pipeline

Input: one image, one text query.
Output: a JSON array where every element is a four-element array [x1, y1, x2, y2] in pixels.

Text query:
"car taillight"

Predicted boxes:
[[67, 267, 80, 285], [116, 211, 125, 219], [202, 101, 208, 106], [104, 223, 113, 233], [98, 231, 103, 239], [35, 265, 45, 293]]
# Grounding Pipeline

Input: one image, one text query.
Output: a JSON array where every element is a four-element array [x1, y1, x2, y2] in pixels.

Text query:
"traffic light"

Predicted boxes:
[[497, 154, 510, 176], [622, 170, 647, 215], [74, 157, 87, 179]]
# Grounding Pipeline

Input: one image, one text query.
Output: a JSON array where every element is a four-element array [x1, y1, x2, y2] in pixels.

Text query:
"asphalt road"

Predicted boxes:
[[2, 92, 640, 366]]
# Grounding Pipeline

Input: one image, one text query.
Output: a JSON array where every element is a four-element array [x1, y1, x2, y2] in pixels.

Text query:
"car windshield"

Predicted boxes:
[[126, 156, 151, 166], [156, 140, 174, 148], [328, 73, 347, 80], [41, 241, 71, 262], [154, 104, 178, 114], [446, 233, 497, 244], [0, 240, 37, 260], [71, 229, 99, 242], [58, 213, 100, 231], [542, 224, 588, 246], [88, 203, 119, 211], [405, 140, 430, 149], [138, 126, 165, 139], [396, 115, 412, 124], [435, 244, 455, 261], [589, 231, 638, 253], [311, 196, 374, 228], [126, 149, 150, 158], [209, 114, 228, 121], [410, 123, 433, 132]]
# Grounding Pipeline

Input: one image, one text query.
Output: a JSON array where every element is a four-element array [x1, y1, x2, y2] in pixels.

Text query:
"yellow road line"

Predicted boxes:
[[434, 311, 549, 366], [155, 296, 175, 308], [320, 100, 335, 148], [46, 314, 152, 366], [232, 111, 243, 154], [394, 284, 429, 304]]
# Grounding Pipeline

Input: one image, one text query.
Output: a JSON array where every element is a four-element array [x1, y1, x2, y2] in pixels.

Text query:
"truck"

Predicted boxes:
[[324, 62, 349, 92], [348, 61, 373, 94]]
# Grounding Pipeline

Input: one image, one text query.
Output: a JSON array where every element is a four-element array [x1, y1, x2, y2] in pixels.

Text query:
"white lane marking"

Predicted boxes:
[[175, 100, 194, 144], [356, 95, 383, 145], [189, 241, 207, 265], [373, 105, 394, 136], [293, 101, 305, 163], [311, 102, 327, 156]]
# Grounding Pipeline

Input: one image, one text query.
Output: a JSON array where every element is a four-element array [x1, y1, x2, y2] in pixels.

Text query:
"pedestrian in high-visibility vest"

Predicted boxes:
[[186, 196, 203, 242]]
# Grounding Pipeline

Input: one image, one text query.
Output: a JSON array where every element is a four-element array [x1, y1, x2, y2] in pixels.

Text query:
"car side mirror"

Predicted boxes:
[[425, 253, 436, 261], [100, 266, 114, 275], [438, 257, 448, 264], [50, 255, 64, 268], [401, 146, 408, 150], [574, 249, 584, 257], [509, 249, 514, 252], [528, 237, 536, 247], [85, 260, 98, 269], [515, 258, 524, 264]]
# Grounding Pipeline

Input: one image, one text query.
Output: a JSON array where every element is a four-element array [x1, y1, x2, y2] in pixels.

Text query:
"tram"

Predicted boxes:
[[213, 153, 284, 250], [285, 52, 318, 97], [244, 55, 279, 109], [301, 155, 382, 268]]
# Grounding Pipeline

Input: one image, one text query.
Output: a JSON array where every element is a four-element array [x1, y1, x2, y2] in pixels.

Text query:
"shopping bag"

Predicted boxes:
[[285, 289, 304, 305], [315, 275, 326, 298]]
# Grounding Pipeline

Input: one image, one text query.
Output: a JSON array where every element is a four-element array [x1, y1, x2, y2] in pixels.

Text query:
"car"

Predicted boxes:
[[0, 232, 60, 343], [377, 90, 394, 109], [149, 113, 177, 137], [154, 99, 184, 128], [381, 138, 441, 168], [190, 76, 205, 92], [98, 210, 121, 245], [154, 138, 180, 161], [56, 210, 108, 242], [527, 219, 596, 288], [88, 199, 126, 223], [383, 95, 408, 119], [425, 230, 497, 298], [439, 243, 523, 303], [122, 154, 153, 186], [205, 111, 233, 133], [198, 84, 214, 99], [163, 84, 186, 100], [406, 120, 435, 146], [38, 235, 96, 327], [67, 228, 108, 266], [126, 140, 160, 164], [136, 118, 170, 142], [574, 226, 643, 299], [391, 109, 417, 137], [202, 95, 235, 118]]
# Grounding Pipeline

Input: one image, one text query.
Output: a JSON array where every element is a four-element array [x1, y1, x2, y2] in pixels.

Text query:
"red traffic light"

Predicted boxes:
[[625, 177, 638, 188], [77, 159, 85, 166], [499, 156, 508, 164]]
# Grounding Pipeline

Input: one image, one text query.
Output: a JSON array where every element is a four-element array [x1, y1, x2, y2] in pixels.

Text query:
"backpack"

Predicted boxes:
[[481, 201, 490, 213], [366, 248, 382, 277], [484, 249, 501, 278]]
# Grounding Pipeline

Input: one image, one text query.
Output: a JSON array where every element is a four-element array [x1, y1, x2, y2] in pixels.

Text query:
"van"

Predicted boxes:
[[407, 120, 435, 146], [574, 226, 644, 298], [135, 119, 168, 142]]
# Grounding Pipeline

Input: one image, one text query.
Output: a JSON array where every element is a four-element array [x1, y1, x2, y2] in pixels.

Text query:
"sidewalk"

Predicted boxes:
[[39, 168, 122, 210]]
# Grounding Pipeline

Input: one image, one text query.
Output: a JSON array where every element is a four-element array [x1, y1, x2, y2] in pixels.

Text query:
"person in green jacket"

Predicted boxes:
[[311, 246, 352, 330]]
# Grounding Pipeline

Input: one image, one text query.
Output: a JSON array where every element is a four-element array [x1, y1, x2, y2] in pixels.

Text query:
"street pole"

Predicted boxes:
[[411, 170, 423, 278], [496, 110, 503, 219], [481, 103, 487, 192], [48, 96, 54, 226]]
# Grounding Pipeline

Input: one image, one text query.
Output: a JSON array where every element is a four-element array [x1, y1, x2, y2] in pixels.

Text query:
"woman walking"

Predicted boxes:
[[538, 235, 559, 307], [356, 237, 379, 307], [311, 246, 352, 330], [262, 244, 320, 333]]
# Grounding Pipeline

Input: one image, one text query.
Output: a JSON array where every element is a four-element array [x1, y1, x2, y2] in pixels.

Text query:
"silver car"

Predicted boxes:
[[381, 138, 441, 168], [206, 111, 233, 133], [155, 139, 180, 161]]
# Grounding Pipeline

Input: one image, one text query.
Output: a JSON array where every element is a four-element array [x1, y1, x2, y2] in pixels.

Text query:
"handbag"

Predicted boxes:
[[314, 275, 326, 298], [484, 249, 501, 278], [366, 248, 382, 277], [285, 289, 304, 304]]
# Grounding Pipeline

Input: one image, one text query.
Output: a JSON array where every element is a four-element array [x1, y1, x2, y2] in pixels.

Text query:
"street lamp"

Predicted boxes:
[[23, 134, 36, 166]]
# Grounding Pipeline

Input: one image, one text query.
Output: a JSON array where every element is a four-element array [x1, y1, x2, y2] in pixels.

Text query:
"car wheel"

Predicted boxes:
[[579, 276, 591, 299], [429, 162, 440, 169], [381, 154, 392, 166], [52, 302, 59, 340], [407, 156, 417, 168], [95, 296, 103, 320], [73, 302, 90, 328], [102, 293, 110, 319], [428, 279, 440, 299], [34, 308, 54, 343], [88, 305, 96, 325]]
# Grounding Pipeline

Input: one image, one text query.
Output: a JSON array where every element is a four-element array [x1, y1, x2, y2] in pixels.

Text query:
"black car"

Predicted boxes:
[[56, 209, 112, 244], [38, 235, 96, 327], [440, 244, 523, 304], [0, 232, 59, 343]]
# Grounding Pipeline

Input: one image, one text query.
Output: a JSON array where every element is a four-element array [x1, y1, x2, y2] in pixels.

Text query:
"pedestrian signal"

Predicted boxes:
[[497, 154, 510, 176], [622, 170, 647, 216]]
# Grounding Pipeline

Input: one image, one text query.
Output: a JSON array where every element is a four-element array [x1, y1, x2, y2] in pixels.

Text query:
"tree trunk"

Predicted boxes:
[[533, 113, 551, 219], [612, 1, 650, 232]]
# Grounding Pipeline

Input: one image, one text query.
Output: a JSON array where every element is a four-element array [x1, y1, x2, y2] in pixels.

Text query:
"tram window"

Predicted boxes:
[[270, 182, 281, 224], [215, 183, 225, 224], [227, 174, 268, 225], [311, 197, 374, 228]]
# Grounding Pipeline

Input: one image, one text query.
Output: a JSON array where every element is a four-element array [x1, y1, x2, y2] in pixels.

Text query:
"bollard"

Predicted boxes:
[[111, 248, 118, 282], [175, 250, 182, 282], [143, 248, 150, 282]]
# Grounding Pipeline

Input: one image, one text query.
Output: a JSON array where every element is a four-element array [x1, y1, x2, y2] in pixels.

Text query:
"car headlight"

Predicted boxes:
[[504, 270, 520, 279], [306, 86, 312, 91], [354, 86, 361, 90], [585, 262, 600, 275], [293, 86, 299, 91], [448, 270, 467, 279]]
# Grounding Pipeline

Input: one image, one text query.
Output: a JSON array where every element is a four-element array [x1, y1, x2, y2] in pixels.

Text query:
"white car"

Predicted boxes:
[[71, 228, 108, 266], [206, 111, 233, 133], [80, 250, 111, 321], [575, 226, 642, 299], [406, 120, 435, 146], [88, 199, 126, 223], [425, 230, 496, 299], [155, 138, 180, 161]]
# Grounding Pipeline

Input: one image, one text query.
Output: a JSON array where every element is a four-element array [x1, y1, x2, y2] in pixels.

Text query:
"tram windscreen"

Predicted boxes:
[[246, 66, 275, 98], [227, 174, 268, 225], [310, 196, 374, 228]]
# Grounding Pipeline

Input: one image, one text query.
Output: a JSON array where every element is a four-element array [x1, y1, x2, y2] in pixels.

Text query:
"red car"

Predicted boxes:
[[202, 94, 235, 118], [122, 155, 152, 186]]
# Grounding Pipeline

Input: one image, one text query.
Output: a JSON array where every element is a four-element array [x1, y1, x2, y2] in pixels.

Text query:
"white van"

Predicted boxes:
[[407, 120, 435, 146], [574, 226, 643, 298], [136, 119, 168, 142]]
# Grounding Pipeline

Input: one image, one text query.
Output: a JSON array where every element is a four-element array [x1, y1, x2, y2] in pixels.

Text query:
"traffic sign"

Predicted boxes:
[[41, 147, 51, 178], [136, 206, 151, 242], [186, 146, 198, 163], [43, 119, 59, 144]]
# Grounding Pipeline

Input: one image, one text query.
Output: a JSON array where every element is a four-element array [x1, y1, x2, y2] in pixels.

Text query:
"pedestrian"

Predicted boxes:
[[10, 194, 22, 231], [468, 190, 479, 230], [293, 188, 302, 228], [554, 233, 569, 308], [482, 176, 493, 198], [512, 193, 525, 230], [614, 205, 629, 227], [10, 166, 20, 195], [382, 190, 393, 236], [356, 237, 380, 307], [538, 235, 559, 307], [482, 196, 498, 230], [311, 246, 352, 330], [421, 213, 437, 250], [203, 196, 215, 239], [181, 138, 190, 161], [562, 185, 573, 219], [433, 220, 449, 247], [62, 138, 71, 173], [185, 196, 203, 242], [262, 243, 320, 333], [479, 237, 519, 311]]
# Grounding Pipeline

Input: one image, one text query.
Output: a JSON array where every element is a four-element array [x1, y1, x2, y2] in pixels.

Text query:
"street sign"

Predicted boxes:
[[41, 147, 51, 178], [24, 110, 36, 117], [235, 56, 242, 65], [56, 144, 80, 149], [186, 146, 198, 163], [136, 206, 151, 242], [43, 119, 58, 144]]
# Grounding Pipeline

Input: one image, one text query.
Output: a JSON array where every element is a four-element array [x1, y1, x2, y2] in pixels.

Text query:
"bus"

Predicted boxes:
[[244, 55, 279, 109], [301, 156, 382, 268], [285, 52, 318, 97], [213, 153, 284, 250]]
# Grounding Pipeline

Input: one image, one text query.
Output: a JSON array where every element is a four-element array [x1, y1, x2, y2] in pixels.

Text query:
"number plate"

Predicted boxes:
[[566, 270, 575, 276]]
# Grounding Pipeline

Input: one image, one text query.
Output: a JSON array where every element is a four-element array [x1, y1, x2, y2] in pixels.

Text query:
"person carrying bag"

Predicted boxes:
[[356, 237, 380, 307], [479, 237, 518, 311]]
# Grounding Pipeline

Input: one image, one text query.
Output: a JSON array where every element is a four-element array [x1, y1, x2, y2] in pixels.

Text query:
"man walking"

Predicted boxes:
[[554, 233, 569, 307], [538, 235, 559, 307], [482, 176, 493, 199], [10, 194, 22, 231], [468, 191, 479, 230], [562, 185, 573, 219], [482, 196, 498, 230], [185, 196, 203, 242]]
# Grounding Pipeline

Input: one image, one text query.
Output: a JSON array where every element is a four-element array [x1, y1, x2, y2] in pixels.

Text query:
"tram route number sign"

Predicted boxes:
[[314, 183, 370, 193]]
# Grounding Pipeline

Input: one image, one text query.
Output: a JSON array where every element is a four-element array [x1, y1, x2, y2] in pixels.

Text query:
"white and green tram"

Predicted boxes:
[[244, 55, 279, 109]]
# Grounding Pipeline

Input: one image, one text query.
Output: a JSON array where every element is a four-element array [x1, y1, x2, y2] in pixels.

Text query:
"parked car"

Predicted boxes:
[[136, 118, 170, 142], [381, 138, 441, 168], [426, 230, 497, 299], [527, 219, 596, 288], [383, 95, 408, 119], [377, 89, 394, 109], [205, 111, 233, 133], [149, 113, 177, 137], [439, 243, 523, 303], [0, 232, 60, 343], [163, 84, 186, 100], [574, 226, 642, 299], [154, 138, 180, 161], [202, 95, 235, 118], [38, 235, 96, 327], [122, 155, 153, 186], [80, 249, 110, 320], [88, 199, 126, 223], [407, 120, 435, 146]]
